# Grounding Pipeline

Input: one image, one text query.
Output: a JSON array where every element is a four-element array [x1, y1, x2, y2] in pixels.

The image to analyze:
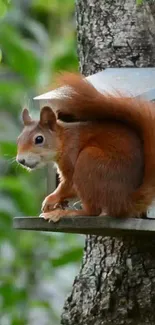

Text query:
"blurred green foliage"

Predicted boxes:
[[0, 1, 83, 325]]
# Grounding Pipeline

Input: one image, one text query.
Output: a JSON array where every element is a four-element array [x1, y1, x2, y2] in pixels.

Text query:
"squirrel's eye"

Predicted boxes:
[[35, 135, 44, 145]]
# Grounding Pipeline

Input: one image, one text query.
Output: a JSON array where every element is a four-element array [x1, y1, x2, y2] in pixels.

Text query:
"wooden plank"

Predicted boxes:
[[13, 216, 155, 237]]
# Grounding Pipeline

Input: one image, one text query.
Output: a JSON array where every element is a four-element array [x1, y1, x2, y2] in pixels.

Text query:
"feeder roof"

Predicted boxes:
[[34, 68, 155, 101]]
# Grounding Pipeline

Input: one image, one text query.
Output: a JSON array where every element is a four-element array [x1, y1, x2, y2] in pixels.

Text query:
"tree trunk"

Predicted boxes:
[[61, 1, 155, 324]]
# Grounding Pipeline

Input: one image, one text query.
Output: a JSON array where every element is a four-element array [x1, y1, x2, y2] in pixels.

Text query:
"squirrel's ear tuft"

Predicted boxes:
[[22, 108, 32, 125], [40, 106, 56, 131]]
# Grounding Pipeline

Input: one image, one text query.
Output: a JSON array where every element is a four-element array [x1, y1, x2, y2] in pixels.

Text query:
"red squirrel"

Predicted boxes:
[[16, 73, 155, 222]]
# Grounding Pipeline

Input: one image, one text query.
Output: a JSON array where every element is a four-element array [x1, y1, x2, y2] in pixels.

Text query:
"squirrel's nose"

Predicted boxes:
[[18, 159, 26, 166]]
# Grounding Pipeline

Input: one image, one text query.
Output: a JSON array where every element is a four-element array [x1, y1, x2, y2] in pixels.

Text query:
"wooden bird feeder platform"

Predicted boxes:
[[13, 216, 155, 237], [13, 68, 155, 237]]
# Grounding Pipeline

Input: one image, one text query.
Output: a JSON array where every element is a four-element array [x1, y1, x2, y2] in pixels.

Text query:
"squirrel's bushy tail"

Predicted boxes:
[[50, 73, 155, 215]]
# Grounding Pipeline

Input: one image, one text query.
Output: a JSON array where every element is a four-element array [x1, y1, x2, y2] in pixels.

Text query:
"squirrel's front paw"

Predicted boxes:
[[42, 194, 57, 213], [42, 195, 68, 213], [40, 209, 64, 223]]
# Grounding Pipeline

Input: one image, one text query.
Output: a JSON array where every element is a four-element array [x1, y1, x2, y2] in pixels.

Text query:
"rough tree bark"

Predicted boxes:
[[61, 1, 155, 324]]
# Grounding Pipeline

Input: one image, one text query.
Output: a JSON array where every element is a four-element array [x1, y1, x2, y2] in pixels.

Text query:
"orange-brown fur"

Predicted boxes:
[[17, 73, 155, 221], [55, 120, 143, 217]]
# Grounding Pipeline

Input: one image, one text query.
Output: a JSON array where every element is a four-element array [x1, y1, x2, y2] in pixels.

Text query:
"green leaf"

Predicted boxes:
[[2, 0, 11, 5], [0, 48, 2, 62], [33, 0, 74, 17], [0, 26, 40, 85], [0, 0, 7, 18], [52, 247, 83, 267]]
